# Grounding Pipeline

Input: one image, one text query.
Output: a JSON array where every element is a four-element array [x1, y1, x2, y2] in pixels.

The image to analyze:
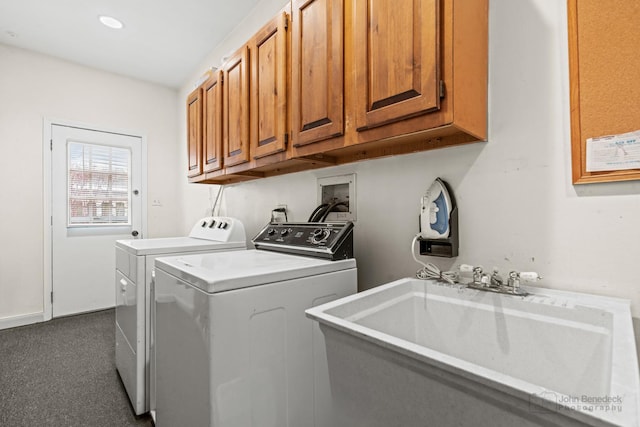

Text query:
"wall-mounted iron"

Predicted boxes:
[[418, 177, 459, 258]]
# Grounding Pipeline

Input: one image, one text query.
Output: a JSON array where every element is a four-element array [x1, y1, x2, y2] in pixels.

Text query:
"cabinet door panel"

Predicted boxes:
[[292, 0, 344, 146], [251, 13, 288, 159], [203, 71, 223, 173], [223, 46, 250, 167], [354, 0, 440, 130], [187, 88, 202, 177]]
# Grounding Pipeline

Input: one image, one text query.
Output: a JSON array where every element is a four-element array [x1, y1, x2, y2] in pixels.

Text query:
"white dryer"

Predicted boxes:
[[114, 216, 246, 416], [154, 221, 356, 427]]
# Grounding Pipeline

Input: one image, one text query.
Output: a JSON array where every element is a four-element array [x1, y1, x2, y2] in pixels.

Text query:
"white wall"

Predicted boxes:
[[179, 0, 640, 333], [0, 44, 181, 322]]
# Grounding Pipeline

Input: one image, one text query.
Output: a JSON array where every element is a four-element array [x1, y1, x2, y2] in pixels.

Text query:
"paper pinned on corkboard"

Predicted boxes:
[[586, 130, 640, 172]]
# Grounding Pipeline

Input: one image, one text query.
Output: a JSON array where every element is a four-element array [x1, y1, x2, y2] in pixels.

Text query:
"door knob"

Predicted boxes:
[[131, 230, 139, 237]]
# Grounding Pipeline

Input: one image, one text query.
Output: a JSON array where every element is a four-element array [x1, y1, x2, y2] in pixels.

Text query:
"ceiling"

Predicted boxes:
[[0, 0, 259, 89]]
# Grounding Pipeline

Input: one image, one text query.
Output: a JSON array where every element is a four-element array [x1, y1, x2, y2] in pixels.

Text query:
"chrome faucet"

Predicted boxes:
[[466, 266, 532, 296]]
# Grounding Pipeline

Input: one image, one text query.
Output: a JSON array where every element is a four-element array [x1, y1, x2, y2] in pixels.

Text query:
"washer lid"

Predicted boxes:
[[155, 249, 357, 293], [115, 236, 246, 256]]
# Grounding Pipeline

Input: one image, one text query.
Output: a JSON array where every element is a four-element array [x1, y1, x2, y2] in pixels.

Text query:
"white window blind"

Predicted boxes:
[[67, 141, 131, 226]]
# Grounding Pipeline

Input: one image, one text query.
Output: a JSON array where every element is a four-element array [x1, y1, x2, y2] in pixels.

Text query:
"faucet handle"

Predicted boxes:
[[507, 271, 521, 290], [508, 271, 541, 292], [471, 266, 484, 285]]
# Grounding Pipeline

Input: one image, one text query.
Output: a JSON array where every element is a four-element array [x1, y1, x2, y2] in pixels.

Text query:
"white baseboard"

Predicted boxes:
[[0, 312, 45, 331]]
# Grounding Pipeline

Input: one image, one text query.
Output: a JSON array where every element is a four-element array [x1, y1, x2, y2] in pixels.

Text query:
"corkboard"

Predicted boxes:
[[568, 0, 640, 183]]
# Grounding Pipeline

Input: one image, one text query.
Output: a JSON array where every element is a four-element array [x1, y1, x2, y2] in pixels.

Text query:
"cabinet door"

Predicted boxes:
[[186, 87, 203, 178], [354, 0, 440, 131], [202, 71, 223, 173], [251, 12, 289, 159], [223, 46, 251, 167], [291, 0, 344, 147]]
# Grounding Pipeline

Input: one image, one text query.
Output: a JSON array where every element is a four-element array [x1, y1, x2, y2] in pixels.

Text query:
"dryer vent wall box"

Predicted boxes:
[[317, 174, 356, 221]]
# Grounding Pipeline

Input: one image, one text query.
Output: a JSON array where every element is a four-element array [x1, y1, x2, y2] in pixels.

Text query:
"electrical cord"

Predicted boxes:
[[210, 185, 224, 216], [411, 234, 457, 285]]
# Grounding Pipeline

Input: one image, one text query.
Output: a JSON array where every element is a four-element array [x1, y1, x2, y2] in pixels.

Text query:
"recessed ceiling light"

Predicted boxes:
[[99, 15, 124, 30]]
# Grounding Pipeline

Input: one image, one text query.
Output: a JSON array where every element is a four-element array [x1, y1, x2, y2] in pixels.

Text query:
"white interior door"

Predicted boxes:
[[51, 124, 143, 317]]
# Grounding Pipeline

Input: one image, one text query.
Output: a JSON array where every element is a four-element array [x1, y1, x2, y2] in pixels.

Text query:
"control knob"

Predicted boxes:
[[311, 228, 330, 244]]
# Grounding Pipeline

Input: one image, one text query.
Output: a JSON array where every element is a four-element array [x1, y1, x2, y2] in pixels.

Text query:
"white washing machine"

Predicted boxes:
[[114, 216, 246, 416], [154, 221, 356, 427]]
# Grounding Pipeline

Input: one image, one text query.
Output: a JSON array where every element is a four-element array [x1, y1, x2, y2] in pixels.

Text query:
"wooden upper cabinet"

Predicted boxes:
[[250, 12, 289, 159], [291, 0, 344, 147], [186, 87, 203, 178], [354, 0, 440, 131], [202, 71, 223, 173], [187, 0, 486, 184], [223, 46, 251, 167]]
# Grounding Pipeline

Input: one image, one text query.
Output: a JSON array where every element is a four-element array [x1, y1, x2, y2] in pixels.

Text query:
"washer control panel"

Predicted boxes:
[[252, 222, 354, 260]]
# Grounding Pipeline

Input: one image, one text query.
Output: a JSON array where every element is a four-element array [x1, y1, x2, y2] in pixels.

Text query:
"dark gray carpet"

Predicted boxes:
[[0, 309, 153, 427]]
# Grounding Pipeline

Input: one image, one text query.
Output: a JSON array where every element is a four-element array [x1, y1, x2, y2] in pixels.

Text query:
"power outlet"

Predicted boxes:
[[271, 204, 288, 223]]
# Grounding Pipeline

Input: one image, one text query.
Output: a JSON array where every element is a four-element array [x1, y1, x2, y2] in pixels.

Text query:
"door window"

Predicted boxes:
[[67, 141, 131, 227]]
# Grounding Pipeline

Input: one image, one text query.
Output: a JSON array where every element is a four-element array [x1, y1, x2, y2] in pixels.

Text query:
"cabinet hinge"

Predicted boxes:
[[284, 14, 289, 30], [439, 80, 446, 99], [284, 133, 289, 147], [50, 139, 53, 150], [50, 292, 53, 303]]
